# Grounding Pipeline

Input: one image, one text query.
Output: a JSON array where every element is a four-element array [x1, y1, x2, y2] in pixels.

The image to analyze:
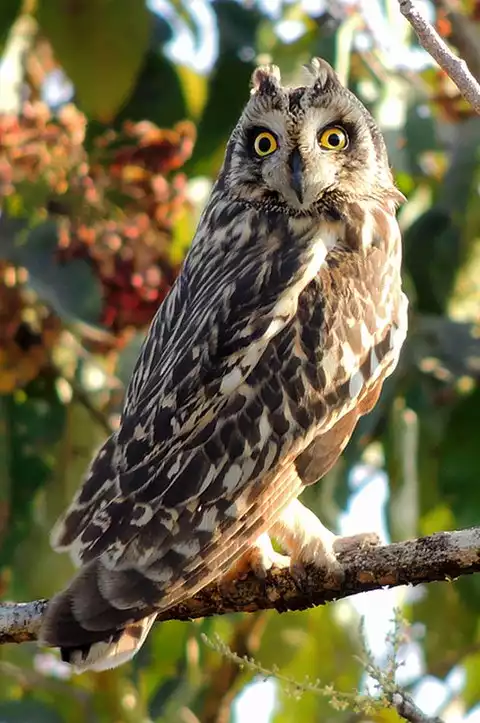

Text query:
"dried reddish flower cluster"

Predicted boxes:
[[0, 103, 86, 198], [56, 117, 195, 331], [0, 103, 196, 390], [0, 263, 61, 393]]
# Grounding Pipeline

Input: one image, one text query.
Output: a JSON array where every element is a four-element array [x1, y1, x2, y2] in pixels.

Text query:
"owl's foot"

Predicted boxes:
[[270, 499, 344, 588], [219, 532, 289, 592]]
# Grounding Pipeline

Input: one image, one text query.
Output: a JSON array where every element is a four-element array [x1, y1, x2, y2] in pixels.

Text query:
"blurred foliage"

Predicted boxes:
[[0, 1, 479, 722]]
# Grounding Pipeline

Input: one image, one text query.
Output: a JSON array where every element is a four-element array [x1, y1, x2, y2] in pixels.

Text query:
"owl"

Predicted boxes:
[[39, 58, 408, 672]]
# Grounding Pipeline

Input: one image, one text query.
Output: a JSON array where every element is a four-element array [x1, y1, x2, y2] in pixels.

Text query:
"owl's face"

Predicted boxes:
[[220, 58, 399, 215]]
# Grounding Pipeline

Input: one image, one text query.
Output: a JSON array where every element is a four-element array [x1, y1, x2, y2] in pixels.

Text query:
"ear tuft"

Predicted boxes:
[[250, 64, 281, 96], [303, 57, 341, 92]]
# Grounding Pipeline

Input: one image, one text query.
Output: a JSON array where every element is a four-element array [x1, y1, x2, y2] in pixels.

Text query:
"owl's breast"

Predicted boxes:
[[260, 230, 405, 442]]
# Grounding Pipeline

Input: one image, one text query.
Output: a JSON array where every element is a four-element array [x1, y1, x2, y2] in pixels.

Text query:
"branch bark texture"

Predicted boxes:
[[1, 526, 480, 646], [399, 0, 480, 114], [433, 0, 480, 81], [390, 692, 444, 723]]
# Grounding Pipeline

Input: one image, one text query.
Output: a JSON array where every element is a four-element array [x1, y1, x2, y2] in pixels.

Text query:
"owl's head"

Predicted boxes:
[[219, 58, 402, 215]]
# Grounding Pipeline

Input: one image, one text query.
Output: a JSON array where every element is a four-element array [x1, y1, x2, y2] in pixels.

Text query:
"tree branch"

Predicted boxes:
[[1, 526, 480, 645], [398, 0, 480, 114], [433, 0, 480, 82], [390, 691, 444, 723]]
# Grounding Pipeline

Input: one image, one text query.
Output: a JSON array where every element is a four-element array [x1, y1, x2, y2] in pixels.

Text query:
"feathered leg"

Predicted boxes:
[[270, 498, 343, 582]]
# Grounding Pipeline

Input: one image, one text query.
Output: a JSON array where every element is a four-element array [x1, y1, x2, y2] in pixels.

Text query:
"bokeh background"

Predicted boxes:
[[0, 1, 479, 721]]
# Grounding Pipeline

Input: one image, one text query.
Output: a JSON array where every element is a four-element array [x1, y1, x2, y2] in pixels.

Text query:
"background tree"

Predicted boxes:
[[0, 1, 479, 722]]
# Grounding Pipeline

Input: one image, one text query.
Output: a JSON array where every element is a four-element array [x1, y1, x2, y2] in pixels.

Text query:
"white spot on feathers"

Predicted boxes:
[[321, 348, 338, 387], [369, 347, 380, 376], [220, 367, 244, 395], [341, 342, 358, 375], [198, 505, 219, 531], [360, 322, 372, 348], [348, 369, 364, 399], [131, 503, 153, 527], [258, 412, 271, 445], [223, 463, 243, 493]]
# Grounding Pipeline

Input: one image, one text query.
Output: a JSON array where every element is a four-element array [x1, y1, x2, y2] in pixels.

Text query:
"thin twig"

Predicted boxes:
[[66, 372, 114, 436], [1, 526, 480, 644], [203, 610, 446, 723], [47, 361, 115, 437], [201, 615, 267, 723], [399, 0, 480, 113], [360, 610, 445, 723]]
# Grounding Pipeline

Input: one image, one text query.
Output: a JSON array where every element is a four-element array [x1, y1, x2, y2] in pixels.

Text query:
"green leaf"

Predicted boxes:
[[188, 1, 262, 176], [463, 650, 480, 709], [438, 117, 480, 216], [0, 377, 65, 570], [112, 50, 188, 131], [411, 580, 478, 676], [149, 675, 185, 719], [16, 400, 109, 600], [37, 0, 151, 121], [403, 208, 459, 315], [0, 700, 63, 723], [0, 0, 21, 47], [176, 64, 208, 121], [404, 101, 438, 177], [116, 331, 146, 389], [137, 621, 189, 692], [1, 218, 103, 326], [438, 386, 480, 529], [259, 606, 362, 722]]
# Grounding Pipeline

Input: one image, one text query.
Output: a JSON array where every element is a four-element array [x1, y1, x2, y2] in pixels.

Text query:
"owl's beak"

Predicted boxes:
[[288, 149, 304, 204]]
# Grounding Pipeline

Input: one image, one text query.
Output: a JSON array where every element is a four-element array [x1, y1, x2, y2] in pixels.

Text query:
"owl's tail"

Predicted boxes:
[[60, 614, 157, 673], [39, 561, 158, 673]]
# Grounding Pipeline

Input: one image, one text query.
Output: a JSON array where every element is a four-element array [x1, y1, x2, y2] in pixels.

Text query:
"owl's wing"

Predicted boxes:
[[295, 201, 409, 486], [50, 206, 339, 626]]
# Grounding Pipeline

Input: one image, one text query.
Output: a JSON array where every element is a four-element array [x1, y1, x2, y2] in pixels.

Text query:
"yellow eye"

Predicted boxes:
[[318, 126, 348, 151], [253, 131, 278, 157]]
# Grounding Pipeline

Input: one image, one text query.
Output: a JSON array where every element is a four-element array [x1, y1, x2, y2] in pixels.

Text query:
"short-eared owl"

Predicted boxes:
[[40, 58, 408, 671]]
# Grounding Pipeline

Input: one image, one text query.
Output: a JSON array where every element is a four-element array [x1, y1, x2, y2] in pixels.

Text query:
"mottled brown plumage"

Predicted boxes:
[[39, 57, 408, 671]]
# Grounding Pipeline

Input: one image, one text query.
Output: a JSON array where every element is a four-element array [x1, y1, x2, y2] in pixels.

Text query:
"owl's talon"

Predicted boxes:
[[289, 558, 309, 587], [219, 532, 288, 595], [288, 542, 345, 589], [248, 546, 290, 579]]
